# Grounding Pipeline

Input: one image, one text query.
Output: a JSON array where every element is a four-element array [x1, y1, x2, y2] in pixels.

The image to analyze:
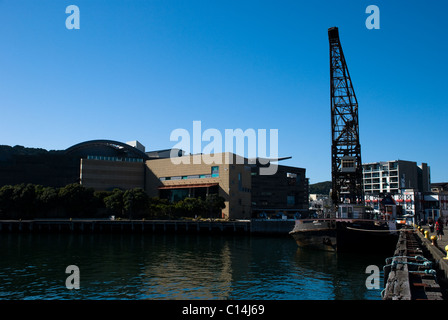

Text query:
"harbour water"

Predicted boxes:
[[0, 232, 389, 300]]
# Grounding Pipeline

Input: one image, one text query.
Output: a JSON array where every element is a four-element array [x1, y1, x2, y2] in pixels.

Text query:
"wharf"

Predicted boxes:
[[382, 227, 448, 300], [0, 218, 295, 235], [417, 225, 448, 281]]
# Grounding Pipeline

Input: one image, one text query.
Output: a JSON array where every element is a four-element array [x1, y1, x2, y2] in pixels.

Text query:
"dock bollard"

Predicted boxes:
[[444, 245, 448, 260], [430, 235, 437, 246], [424, 230, 429, 239]]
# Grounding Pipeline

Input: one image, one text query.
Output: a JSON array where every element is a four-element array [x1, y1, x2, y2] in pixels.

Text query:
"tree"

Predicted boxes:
[[103, 189, 124, 217], [174, 197, 206, 218], [205, 194, 226, 218], [35, 185, 59, 217], [12, 184, 36, 218], [123, 188, 150, 219], [0, 185, 15, 218], [148, 197, 172, 219], [58, 183, 96, 217]]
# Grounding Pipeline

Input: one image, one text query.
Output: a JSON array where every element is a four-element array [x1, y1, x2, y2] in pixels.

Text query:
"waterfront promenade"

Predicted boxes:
[[418, 225, 448, 278]]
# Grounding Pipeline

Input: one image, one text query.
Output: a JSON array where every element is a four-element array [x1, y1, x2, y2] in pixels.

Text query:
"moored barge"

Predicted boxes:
[[290, 204, 400, 252]]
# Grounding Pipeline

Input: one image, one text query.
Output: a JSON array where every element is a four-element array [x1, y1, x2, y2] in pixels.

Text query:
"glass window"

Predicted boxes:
[[286, 172, 297, 186], [211, 166, 219, 177], [287, 195, 295, 205]]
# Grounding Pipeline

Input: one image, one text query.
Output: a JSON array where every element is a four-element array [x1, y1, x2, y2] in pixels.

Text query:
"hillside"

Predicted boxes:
[[309, 181, 331, 195]]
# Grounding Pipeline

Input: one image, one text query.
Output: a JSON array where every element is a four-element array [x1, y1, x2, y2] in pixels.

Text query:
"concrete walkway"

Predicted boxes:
[[416, 225, 448, 285], [419, 225, 448, 255]]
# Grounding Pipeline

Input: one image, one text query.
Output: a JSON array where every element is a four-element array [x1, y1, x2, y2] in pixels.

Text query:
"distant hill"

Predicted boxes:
[[309, 181, 331, 195]]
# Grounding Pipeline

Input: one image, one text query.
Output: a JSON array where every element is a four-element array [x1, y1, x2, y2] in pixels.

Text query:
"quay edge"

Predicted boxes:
[[0, 218, 296, 236], [383, 228, 448, 300]]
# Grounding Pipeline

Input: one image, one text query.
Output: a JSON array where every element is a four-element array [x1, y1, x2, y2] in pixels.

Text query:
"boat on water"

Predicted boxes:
[[289, 204, 400, 252]]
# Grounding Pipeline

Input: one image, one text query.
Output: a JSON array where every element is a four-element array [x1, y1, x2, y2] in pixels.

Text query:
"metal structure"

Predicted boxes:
[[329, 27, 363, 206]]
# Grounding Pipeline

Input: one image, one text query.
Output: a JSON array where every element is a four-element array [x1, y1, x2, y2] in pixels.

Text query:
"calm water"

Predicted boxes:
[[0, 232, 388, 300]]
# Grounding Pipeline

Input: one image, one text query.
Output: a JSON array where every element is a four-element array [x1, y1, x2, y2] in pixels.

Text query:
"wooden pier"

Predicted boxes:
[[383, 227, 448, 300], [0, 219, 251, 234], [0, 218, 295, 235]]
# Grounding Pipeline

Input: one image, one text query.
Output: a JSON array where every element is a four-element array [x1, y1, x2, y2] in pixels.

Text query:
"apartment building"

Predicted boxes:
[[362, 160, 430, 195]]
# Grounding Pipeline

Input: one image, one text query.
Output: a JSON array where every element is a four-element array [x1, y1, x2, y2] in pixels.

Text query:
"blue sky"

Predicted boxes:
[[0, 0, 447, 184]]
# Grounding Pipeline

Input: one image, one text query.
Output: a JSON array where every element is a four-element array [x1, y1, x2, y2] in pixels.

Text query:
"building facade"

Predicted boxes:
[[251, 165, 308, 218], [0, 140, 309, 220], [145, 153, 252, 220], [362, 160, 430, 195]]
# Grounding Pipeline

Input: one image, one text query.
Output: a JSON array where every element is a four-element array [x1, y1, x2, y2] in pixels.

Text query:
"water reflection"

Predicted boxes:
[[0, 233, 385, 300]]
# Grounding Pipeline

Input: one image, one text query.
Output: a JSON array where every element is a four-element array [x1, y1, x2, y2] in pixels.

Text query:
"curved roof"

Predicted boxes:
[[65, 139, 150, 160]]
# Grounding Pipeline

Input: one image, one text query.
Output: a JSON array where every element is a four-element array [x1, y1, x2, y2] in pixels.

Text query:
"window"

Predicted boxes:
[[343, 159, 355, 168], [211, 166, 219, 178], [287, 172, 301, 186], [287, 195, 295, 205]]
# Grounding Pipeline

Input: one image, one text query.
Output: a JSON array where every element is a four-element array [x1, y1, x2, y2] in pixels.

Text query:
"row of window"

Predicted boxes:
[[159, 166, 219, 181], [363, 162, 398, 171], [365, 183, 399, 189], [364, 177, 399, 184], [87, 155, 144, 163], [254, 195, 296, 206]]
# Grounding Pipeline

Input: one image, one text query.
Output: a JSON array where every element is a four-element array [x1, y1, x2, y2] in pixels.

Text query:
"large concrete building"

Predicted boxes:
[[250, 164, 308, 217], [146, 153, 252, 219], [362, 160, 430, 195], [0, 139, 309, 220]]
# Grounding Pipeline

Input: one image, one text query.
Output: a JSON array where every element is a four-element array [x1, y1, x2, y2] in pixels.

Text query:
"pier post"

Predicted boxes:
[[430, 236, 437, 246]]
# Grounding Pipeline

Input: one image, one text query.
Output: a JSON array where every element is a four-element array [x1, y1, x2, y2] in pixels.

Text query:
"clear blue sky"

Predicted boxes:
[[0, 0, 447, 184]]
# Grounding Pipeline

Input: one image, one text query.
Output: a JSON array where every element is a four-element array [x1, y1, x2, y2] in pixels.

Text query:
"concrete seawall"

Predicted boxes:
[[250, 219, 296, 235], [0, 219, 296, 236]]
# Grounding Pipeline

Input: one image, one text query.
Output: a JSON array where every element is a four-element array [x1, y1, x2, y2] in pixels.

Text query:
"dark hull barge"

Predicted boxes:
[[289, 204, 400, 252]]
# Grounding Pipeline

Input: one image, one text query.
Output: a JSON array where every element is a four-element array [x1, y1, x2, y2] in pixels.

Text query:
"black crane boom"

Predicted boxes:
[[329, 27, 364, 206]]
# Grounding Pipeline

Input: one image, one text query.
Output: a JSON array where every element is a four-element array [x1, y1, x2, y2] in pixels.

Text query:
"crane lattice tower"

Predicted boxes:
[[328, 27, 364, 206]]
